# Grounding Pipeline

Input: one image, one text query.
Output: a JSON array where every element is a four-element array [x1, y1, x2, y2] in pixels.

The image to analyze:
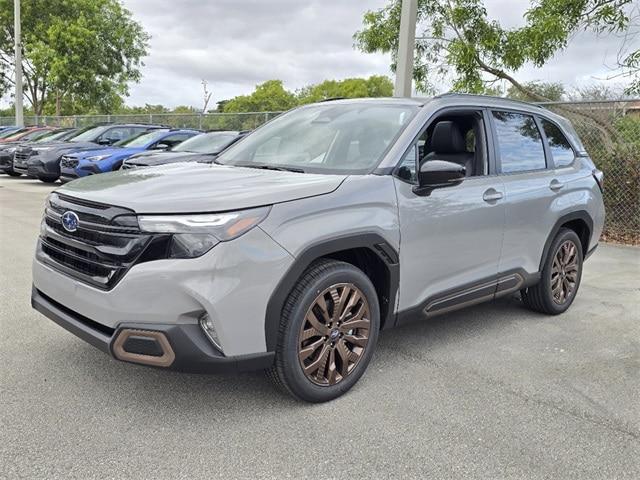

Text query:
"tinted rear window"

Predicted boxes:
[[492, 111, 546, 173]]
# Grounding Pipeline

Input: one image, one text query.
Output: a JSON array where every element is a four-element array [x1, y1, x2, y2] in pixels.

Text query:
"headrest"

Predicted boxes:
[[430, 121, 466, 154]]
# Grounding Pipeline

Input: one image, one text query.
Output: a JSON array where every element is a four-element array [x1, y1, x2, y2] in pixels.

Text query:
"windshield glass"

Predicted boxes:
[[36, 129, 73, 142], [116, 129, 168, 147], [0, 127, 27, 139], [173, 131, 238, 154], [70, 125, 110, 143], [217, 103, 418, 174], [22, 130, 53, 141]]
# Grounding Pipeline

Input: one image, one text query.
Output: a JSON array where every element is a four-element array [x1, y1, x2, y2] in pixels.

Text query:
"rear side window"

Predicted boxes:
[[492, 111, 546, 173], [541, 119, 575, 168]]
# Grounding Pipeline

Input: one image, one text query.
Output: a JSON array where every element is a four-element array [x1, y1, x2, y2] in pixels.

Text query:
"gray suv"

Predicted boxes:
[[31, 95, 605, 402]]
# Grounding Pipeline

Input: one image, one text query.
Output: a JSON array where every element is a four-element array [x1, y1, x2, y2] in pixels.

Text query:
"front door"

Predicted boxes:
[[394, 110, 506, 320]]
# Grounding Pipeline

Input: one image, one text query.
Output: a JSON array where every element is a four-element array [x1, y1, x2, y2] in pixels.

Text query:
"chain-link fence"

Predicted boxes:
[[1, 100, 638, 243], [540, 100, 640, 244], [0, 112, 282, 131]]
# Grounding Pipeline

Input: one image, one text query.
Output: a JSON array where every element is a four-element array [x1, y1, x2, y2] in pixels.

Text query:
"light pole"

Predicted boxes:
[[14, 0, 24, 126], [393, 0, 418, 97]]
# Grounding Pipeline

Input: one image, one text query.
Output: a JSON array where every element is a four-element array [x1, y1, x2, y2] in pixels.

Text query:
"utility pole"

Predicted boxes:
[[393, 0, 418, 98], [14, 0, 24, 126]]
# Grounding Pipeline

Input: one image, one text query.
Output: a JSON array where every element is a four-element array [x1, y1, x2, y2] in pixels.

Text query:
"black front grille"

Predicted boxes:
[[37, 193, 153, 290], [60, 155, 79, 169], [13, 150, 31, 167]]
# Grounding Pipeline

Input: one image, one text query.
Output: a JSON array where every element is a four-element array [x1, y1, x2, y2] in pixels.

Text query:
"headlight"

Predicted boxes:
[[5, 147, 17, 154], [138, 206, 271, 258], [85, 154, 111, 162]]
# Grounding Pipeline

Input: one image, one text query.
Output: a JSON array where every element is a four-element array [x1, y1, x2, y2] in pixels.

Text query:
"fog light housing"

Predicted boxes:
[[199, 313, 223, 353]]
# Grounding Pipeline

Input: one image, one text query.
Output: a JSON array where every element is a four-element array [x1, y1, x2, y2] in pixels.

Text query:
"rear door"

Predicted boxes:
[[490, 110, 558, 275]]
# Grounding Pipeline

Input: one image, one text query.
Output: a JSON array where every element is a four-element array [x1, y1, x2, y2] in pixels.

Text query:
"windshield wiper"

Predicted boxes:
[[234, 163, 305, 173]]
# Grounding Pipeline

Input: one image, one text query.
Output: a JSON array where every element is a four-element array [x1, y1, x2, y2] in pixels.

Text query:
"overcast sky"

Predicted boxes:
[[2, 0, 635, 109]]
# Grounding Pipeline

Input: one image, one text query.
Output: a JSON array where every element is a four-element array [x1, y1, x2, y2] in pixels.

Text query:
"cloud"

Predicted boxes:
[[2, 0, 633, 109], [124, 0, 393, 107]]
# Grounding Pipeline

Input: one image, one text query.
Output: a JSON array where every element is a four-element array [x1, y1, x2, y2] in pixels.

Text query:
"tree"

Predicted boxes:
[[507, 81, 565, 102], [0, 0, 149, 116], [223, 80, 298, 113], [354, 0, 637, 100], [297, 75, 393, 103]]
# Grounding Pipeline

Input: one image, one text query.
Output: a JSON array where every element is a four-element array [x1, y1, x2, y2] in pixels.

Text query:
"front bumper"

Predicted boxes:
[[32, 287, 275, 373], [0, 151, 15, 172], [28, 157, 60, 178], [33, 222, 294, 358]]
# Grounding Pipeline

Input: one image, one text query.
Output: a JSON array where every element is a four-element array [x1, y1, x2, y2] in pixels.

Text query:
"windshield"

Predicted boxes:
[[70, 125, 110, 143], [36, 129, 73, 142], [0, 127, 27, 139], [172, 131, 239, 154], [217, 103, 418, 174], [22, 130, 53, 141], [116, 129, 169, 147]]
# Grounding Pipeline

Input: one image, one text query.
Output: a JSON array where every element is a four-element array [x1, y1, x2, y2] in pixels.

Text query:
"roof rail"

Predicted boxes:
[[319, 97, 347, 102], [434, 92, 545, 109]]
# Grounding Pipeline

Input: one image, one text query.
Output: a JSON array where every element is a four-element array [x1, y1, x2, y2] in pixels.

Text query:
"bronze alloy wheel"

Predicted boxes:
[[297, 283, 371, 386], [551, 240, 580, 305]]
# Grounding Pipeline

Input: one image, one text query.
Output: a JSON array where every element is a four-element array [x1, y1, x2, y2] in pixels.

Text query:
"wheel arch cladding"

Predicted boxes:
[[264, 233, 399, 352], [540, 211, 593, 271]]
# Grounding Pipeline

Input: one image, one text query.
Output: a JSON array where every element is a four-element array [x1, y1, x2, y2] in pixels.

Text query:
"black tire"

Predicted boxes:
[[267, 259, 380, 402], [39, 176, 58, 184], [7, 171, 21, 177], [521, 228, 583, 315]]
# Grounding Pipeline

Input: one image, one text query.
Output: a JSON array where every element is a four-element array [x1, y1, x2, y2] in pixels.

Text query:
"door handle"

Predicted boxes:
[[549, 179, 565, 191], [483, 188, 503, 202]]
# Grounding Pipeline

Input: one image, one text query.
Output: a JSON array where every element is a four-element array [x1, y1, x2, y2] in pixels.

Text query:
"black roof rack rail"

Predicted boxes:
[[319, 97, 347, 102]]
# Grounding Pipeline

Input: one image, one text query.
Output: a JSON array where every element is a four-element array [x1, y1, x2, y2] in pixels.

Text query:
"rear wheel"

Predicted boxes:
[[267, 259, 380, 402], [521, 228, 583, 315]]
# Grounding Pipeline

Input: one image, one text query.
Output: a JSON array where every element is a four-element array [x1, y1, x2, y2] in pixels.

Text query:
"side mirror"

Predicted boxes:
[[413, 160, 465, 196], [152, 143, 169, 151]]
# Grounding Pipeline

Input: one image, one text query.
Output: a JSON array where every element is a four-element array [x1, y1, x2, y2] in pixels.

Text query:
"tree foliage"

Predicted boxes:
[[0, 0, 149, 115], [354, 0, 637, 99], [222, 80, 298, 113], [222, 76, 394, 113], [297, 75, 393, 103], [507, 81, 565, 102]]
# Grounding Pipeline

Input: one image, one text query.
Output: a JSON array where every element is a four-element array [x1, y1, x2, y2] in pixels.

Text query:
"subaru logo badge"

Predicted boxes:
[[61, 211, 79, 233]]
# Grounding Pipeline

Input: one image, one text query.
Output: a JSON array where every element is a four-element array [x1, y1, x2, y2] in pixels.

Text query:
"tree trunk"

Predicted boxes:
[[55, 92, 61, 116]]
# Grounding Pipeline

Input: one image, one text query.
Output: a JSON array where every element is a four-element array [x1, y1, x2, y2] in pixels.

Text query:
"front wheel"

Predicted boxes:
[[267, 259, 380, 402], [39, 176, 58, 184], [521, 228, 583, 315], [7, 171, 21, 177]]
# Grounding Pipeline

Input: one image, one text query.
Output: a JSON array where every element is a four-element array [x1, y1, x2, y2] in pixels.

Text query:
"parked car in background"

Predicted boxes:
[[0, 126, 28, 140], [0, 126, 55, 143], [0, 128, 78, 177], [121, 130, 247, 169], [31, 95, 605, 402], [60, 128, 199, 182], [0, 126, 20, 135], [13, 123, 165, 183]]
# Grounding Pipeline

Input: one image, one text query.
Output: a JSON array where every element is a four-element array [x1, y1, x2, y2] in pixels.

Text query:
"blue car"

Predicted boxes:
[[59, 128, 199, 182]]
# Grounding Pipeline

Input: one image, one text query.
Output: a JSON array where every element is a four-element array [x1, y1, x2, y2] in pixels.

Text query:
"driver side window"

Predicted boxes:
[[395, 111, 488, 184]]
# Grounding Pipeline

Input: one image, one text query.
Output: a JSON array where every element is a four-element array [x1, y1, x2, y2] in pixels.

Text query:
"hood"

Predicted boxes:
[[69, 146, 141, 160], [126, 151, 206, 167], [34, 141, 99, 153], [58, 163, 347, 213]]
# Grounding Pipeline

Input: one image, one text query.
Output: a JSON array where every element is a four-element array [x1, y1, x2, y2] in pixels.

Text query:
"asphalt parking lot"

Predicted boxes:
[[1, 175, 639, 480]]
